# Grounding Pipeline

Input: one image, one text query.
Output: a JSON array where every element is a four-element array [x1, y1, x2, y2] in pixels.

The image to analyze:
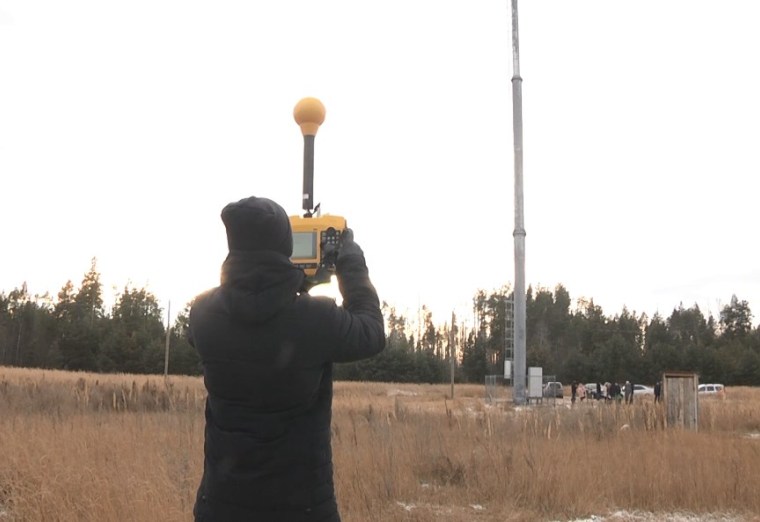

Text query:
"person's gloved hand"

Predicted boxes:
[[321, 242, 339, 266], [338, 228, 364, 260]]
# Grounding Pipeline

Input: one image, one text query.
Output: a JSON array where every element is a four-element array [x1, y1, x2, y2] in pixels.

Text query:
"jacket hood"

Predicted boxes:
[[220, 250, 305, 323], [221, 196, 293, 256]]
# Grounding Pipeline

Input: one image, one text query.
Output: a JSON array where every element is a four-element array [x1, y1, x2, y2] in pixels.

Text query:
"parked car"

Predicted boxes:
[[622, 384, 655, 396], [543, 381, 564, 398], [586, 382, 605, 399], [698, 383, 725, 395], [632, 384, 654, 395]]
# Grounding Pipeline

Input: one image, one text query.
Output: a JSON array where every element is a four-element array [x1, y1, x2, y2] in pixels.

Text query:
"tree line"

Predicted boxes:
[[2, 259, 759, 386]]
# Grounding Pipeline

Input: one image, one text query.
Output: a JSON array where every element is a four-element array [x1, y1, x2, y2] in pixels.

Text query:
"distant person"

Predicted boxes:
[[624, 380, 632, 404], [571, 381, 578, 405], [578, 382, 587, 402], [596, 382, 603, 401], [188, 196, 385, 521], [612, 382, 622, 403], [654, 381, 662, 403]]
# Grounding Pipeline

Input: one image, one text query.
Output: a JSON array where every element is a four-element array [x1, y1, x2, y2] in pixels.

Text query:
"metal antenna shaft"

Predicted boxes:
[[302, 135, 315, 212]]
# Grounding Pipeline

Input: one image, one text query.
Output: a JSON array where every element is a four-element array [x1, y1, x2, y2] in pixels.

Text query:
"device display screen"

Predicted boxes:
[[292, 232, 317, 259]]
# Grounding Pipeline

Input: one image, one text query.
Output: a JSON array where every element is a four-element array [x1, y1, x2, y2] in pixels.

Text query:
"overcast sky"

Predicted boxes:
[[1, 1, 759, 327]]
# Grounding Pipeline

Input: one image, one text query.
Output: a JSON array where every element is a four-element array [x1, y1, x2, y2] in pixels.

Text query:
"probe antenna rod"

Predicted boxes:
[[293, 98, 326, 214]]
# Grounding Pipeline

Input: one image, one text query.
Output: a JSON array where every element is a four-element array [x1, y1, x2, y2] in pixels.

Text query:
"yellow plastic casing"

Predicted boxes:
[[289, 214, 347, 277]]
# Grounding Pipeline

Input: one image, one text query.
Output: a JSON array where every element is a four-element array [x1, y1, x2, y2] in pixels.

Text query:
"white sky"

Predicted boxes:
[[1, 1, 759, 327]]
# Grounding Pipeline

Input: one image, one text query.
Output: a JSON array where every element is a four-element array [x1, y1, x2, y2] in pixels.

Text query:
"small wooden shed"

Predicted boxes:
[[662, 371, 699, 431]]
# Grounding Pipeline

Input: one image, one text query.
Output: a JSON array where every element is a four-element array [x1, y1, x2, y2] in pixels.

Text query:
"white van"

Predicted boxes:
[[543, 382, 564, 398], [697, 383, 725, 395]]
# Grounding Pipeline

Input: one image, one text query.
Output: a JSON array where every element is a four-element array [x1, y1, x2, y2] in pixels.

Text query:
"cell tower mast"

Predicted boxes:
[[511, 0, 527, 405]]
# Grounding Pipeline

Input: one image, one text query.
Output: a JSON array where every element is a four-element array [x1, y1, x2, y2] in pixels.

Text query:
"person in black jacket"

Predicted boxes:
[[189, 196, 385, 522]]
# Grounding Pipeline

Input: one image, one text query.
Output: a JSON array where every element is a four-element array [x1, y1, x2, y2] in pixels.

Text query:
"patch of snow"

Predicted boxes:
[[562, 511, 750, 522], [470, 504, 486, 511], [387, 389, 418, 397], [396, 501, 415, 512]]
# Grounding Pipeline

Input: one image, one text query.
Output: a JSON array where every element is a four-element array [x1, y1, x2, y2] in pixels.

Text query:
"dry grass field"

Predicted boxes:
[[1, 366, 759, 522]]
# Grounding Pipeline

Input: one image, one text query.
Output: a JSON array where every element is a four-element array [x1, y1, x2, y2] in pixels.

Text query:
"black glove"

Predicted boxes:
[[338, 228, 363, 260], [321, 242, 339, 266]]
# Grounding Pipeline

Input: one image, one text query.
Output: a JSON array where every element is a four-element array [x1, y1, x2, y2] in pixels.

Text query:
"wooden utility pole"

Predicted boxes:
[[449, 311, 456, 398], [163, 301, 171, 378]]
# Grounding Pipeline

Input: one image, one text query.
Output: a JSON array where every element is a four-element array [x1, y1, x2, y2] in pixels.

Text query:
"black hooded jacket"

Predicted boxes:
[[189, 248, 384, 522]]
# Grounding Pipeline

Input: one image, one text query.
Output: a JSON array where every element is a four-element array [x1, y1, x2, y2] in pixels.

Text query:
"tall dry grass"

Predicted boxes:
[[1, 366, 759, 521], [0, 368, 203, 521], [331, 384, 760, 521]]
